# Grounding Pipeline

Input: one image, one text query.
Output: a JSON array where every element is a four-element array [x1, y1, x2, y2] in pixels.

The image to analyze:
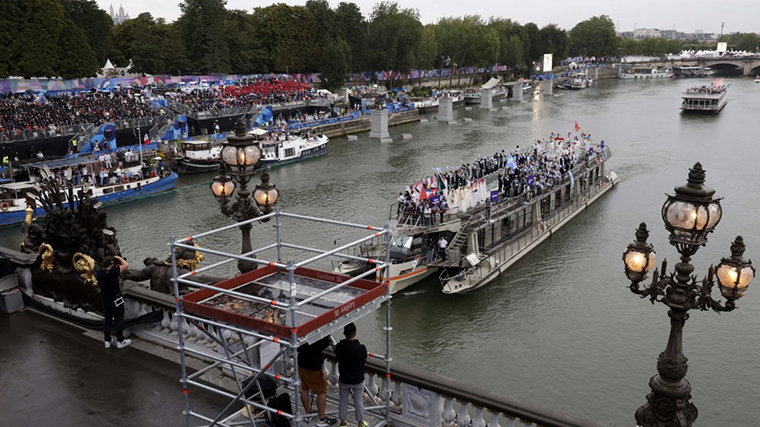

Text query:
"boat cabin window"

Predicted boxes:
[[285, 148, 295, 157]]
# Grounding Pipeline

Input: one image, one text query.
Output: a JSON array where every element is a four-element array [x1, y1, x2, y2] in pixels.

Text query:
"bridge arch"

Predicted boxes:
[[750, 65, 760, 77], [708, 63, 743, 76]]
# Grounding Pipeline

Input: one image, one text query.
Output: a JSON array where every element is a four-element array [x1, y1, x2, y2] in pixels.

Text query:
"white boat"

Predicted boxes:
[[755, 75, 760, 83], [673, 66, 715, 78], [681, 85, 727, 113], [176, 139, 222, 173], [463, 88, 481, 104], [253, 128, 329, 168], [0, 157, 177, 227], [619, 67, 673, 79]]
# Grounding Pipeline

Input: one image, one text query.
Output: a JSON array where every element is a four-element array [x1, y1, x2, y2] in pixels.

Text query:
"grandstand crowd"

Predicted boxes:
[[0, 78, 324, 142], [0, 90, 154, 140]]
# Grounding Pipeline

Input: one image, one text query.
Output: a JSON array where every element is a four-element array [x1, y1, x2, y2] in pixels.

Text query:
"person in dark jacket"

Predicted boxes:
[[96, 255, 130, 349], [335, 323, 368, 427], [298, 337, 337, 426]]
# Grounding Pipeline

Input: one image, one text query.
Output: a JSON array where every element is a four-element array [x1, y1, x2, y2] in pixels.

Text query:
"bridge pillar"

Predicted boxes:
[[437, 97, 454, 122], [512, 82, 523, 101], [369, 108, 390, 139], [541, 79, 553, 96], [479, 88, 493, 109]]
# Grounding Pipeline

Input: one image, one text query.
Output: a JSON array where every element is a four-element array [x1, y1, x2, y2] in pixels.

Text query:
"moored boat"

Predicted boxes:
[[0, 157, 177, 227], [463, 88, 481, 104], [619, 66, 673, 79], [673, 66, 715, 78], [253, 128, 328, 168], [176, 139, 222, 174]]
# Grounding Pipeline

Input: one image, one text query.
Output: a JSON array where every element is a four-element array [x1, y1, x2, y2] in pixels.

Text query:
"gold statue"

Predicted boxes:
[[38, 243, 54, 272], [73, 253, 98, 286], [176, 242, 204, 271]]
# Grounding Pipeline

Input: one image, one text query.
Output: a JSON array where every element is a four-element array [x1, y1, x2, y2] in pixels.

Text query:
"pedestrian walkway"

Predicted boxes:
[[0, 309, 228, 426]]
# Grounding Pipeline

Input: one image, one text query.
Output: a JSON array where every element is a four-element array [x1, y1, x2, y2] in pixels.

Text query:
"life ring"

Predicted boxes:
[[0, 202, 9, 211]]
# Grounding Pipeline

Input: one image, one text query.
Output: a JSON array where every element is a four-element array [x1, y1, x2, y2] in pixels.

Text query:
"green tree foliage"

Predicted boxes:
[[319, 39, 351, 91], [366, 2, 422, 87], [334, 2, 367, 70], [538, 24, 568, 61], [0, 0, 98, 78], [719, 33, 760, 52], [225, 9, 266, 73], [179, 0, 230, 73], [250, 4, 324, 72], [110, 13, 189, 75], [617, 38, 684, 56], [568, 15, 617, 57], [60, 0, 113, 64]]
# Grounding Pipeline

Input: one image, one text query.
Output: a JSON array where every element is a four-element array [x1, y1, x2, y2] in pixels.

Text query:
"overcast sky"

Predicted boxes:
[[97, 0, 757, 34]]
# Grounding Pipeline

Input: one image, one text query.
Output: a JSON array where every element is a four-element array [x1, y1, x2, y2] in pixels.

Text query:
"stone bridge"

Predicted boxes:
[[633, 56, 760, 76]]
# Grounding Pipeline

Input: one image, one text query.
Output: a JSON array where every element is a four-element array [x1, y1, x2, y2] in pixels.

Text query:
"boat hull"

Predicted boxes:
[[259, 141, 327, 168], [0, 173, 178, 227], [177, 158, 220, 174]]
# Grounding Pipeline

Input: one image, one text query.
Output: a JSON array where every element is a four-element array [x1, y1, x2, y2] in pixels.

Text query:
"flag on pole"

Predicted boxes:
[[574, 121, 581, 132], [143, 133, 150, 145]]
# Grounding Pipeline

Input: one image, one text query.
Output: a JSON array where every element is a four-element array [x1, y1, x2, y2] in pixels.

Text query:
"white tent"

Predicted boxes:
[[102, 59, 115, 70]]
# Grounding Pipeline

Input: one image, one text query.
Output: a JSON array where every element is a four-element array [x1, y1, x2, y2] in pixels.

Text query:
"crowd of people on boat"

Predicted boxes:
[[397, 131, 605, 226], [0, 90, 155, 140], [684, 84, 726, 94]]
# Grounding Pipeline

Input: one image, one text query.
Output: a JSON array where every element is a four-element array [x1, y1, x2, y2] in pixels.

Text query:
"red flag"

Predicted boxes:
[[419, 185, 428, 200], [143, 133, 150, 145], [574, 121, 581, 132]]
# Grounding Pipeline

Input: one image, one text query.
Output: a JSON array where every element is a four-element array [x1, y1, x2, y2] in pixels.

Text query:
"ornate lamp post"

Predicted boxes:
[[622, 162, 753, 427], [210, 119, 279, 273]]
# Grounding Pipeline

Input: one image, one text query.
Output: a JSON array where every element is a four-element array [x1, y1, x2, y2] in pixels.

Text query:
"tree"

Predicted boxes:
[[319, 39, 351, 91], [0, 0, 98, 78], [225, 9, 266, 73], [412, 25, 438, 87], [522, 22, 540, 62], [60, 0, 113, 64], [435, 16, 498, 84], [538, 24, 568, 62], [334, 2, 367, 71], [366, 2, 422, 88], [250, 4, 323, 72], [719, 32, 760, 52], [179, 0, 230, 73], [568, 15, 617, 57], [488, 18, 527, 67]]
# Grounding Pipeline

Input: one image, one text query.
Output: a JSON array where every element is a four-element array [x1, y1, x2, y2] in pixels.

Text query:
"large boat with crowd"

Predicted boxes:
[[0, 157, 177, 227], [681, 84, 727, 113], [334, 131, 618, 294]]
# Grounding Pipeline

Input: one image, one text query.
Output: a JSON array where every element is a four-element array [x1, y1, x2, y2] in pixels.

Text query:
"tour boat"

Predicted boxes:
[[463, 88, 481, 104], [673, 66, 715, 78], [252, 128, 328, 168], [0, 157, 177, 227], [335, 136, 616, 295], [619, 67, 673, 79], [681, 85, 727, 114], [559, 73, 592, 90], [176, 139, 223, 174]]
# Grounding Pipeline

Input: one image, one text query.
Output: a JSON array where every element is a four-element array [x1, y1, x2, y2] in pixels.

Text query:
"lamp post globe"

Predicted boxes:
[[209, 118, 278, 273], [661, 162, 722, 257], [623, 163, 752, 427]]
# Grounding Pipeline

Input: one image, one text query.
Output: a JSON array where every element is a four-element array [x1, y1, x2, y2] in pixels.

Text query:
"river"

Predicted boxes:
[[3, 77, 759, 425]]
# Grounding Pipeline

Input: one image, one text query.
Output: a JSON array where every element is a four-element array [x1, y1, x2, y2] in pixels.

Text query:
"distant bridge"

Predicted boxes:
[[630, 56, 760, 76]]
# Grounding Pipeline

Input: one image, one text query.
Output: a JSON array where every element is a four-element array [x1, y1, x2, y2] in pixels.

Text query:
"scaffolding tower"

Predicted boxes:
[[170, 208, 393, 427]]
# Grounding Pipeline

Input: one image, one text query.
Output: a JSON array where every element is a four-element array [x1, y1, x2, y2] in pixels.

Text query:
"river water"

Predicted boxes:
[[3, 78, 759, 425]]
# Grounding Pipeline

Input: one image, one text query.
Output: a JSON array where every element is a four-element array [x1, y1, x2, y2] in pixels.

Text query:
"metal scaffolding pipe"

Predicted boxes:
[[295, 232, 387, 268], [177, 211, 278, 244], [185, 380, 295, 419], [180, 312, 291, 345], [278, 211, 384, 231], [281, 242, 380, 264], [175, 278, 290, 308], [179, 242, 279, 278], [297, 263, 387, 308], [173, 242, 288, 269]]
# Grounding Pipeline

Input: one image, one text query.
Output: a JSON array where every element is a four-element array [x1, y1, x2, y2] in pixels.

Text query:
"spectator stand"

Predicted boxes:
[[170, 208, 393, 427]]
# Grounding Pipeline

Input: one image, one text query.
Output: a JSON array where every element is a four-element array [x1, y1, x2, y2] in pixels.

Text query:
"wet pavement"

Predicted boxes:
[[0, 309, 227, 426]]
